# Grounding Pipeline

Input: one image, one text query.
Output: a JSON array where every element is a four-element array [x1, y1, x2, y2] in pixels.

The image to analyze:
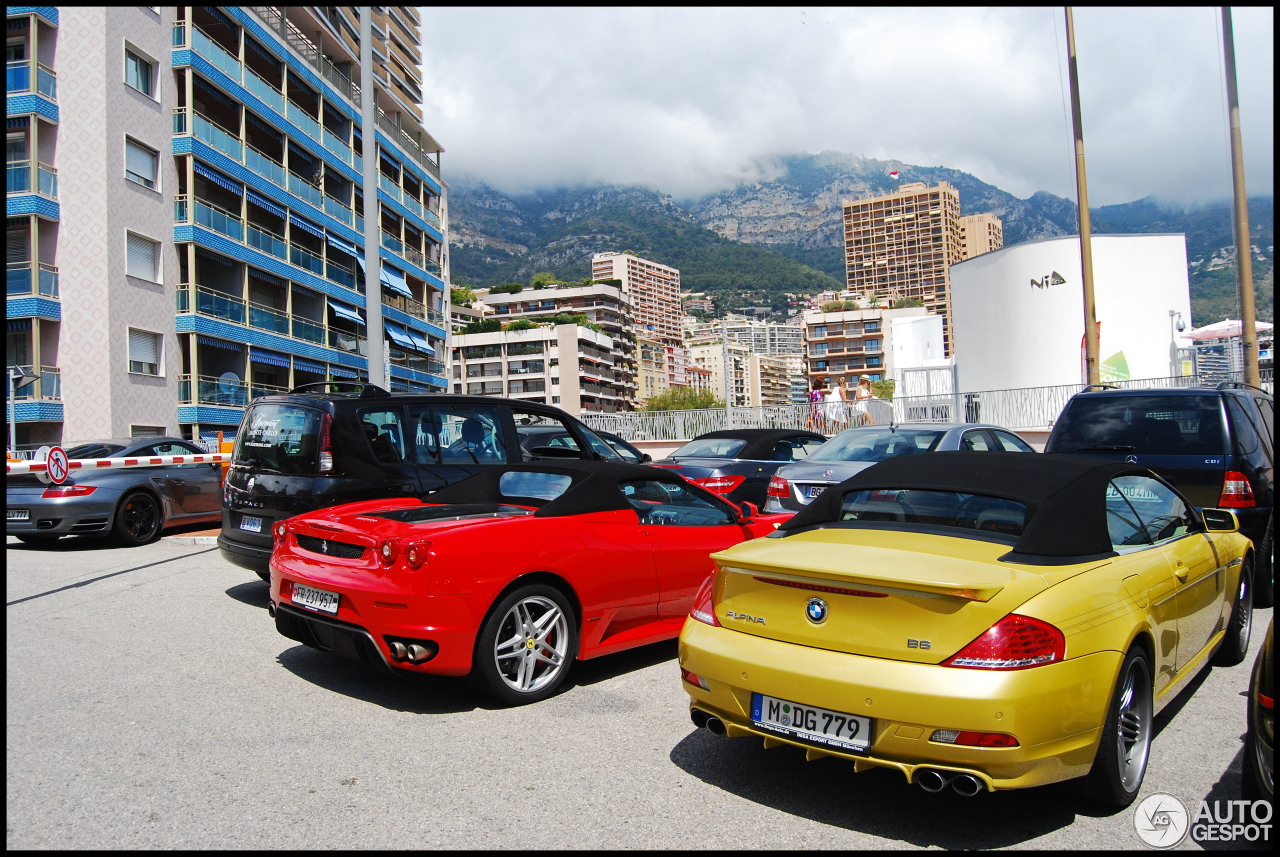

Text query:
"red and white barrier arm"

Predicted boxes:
[[7, 452, 231, 476]]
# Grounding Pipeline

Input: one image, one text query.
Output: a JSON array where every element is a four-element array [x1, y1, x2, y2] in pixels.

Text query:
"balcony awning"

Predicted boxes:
[[249, 349, 290, 368], [288, 213, 324, 239], [384, 323, 415, 351], [192, 161, 242, 195], [328, 301, 364, 325], [201, 6, 238, 31], [7, 117, 30, 130], [196, 334, 243, 352], [246, 188, 286, 219], [243, 35, 280, 70], [293, 358, 325, 375], [404, 327, 435, 356], [247, 266, 286, 288], [328, 365, 357, 379], [381, 263, 411, 298], [326, 232, 358, 257], [192, 74, 235, 108], [7, 319, 32, 332], [194, 247, 234, 267], [287, 141, 317, 166]]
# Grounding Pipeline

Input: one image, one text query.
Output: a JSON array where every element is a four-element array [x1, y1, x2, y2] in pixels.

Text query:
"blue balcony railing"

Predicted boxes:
[[6, 262, 58, 297]]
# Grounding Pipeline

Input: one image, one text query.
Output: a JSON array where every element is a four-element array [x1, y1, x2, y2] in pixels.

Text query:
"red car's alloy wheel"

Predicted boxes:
[[470, 585, 578, 706]]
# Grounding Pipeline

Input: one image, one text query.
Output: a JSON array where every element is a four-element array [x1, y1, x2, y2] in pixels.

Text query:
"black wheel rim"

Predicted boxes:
[[123, 495, 159, 541]]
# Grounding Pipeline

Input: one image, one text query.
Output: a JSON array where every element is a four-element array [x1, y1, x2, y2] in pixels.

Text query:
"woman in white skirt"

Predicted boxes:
[[824, 377, 849, 429]]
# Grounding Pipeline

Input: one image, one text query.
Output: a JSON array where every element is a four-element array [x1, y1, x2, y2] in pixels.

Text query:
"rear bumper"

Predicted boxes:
[[218, 533, 270, 572], [678, 619, 1120, 791]]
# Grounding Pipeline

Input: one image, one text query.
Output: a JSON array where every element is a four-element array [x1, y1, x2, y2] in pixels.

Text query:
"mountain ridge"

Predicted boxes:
[[445, 152, 1273, 326]]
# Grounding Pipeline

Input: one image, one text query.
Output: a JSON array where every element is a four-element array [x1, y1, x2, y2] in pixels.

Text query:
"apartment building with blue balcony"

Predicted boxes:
[[6, 6, 449, 451]]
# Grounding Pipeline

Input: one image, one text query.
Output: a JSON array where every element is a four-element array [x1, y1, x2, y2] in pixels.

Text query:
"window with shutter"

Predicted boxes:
[[126, 233, 158, 281], [125, 139, 157, 189], [128, 328, 160, 375]]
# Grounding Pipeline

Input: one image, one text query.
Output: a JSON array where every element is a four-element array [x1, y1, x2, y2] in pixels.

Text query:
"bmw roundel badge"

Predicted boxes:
[[806, 597, 828, 624]]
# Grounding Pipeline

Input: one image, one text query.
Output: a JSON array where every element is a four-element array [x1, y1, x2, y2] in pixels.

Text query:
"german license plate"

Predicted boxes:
[[239, 515, 262, 533], [291, 582, 339, 615], [7, 508, 30, 521], [751, 693, 871, 752], [804, 485, 828, 500]]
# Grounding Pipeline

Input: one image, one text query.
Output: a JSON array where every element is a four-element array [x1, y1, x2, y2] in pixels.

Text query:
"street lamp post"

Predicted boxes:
[[8, 365, 40, 455], [1168, 310, 1186, 378]]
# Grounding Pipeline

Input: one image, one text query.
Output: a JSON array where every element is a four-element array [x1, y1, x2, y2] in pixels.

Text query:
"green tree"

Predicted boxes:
[[450, 284, 477, 306], [503, 319, 537, 331], [490, 282, 525, 295], [892, 298, 924, 308], [531, 270, 558, 288], [643, 387, 724, 411], [462, 319, 501, 334]]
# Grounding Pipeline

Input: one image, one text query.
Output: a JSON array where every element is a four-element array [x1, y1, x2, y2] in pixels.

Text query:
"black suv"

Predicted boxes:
[[1045, 382, 1274, 605], [219, 383, 623, 578]]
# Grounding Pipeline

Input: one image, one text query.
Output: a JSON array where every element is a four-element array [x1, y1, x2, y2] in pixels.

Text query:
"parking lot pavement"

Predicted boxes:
[[5, 534, 1273, 850]]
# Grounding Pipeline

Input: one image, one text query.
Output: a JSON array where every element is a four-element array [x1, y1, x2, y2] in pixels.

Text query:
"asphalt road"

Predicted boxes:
[[5, 533, 1272, 850]]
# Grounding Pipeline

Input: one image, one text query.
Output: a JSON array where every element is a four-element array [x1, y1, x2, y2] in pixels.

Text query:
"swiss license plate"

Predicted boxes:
[[291, 582, 339, 615], [804, 485, 828, 499], [239, 515, 262, 533], [751, 693, 872, 752], [7, 508, 30, 521]]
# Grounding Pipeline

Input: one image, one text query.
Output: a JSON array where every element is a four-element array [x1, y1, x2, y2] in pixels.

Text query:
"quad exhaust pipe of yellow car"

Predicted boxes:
[[916, 768, 985, 796]]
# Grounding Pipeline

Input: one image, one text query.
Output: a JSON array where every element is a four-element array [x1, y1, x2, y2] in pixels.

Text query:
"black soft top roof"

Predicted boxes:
[[681, 428, 826, 460], [422, 460, 722, 518], [778, 451, 1164, 560]]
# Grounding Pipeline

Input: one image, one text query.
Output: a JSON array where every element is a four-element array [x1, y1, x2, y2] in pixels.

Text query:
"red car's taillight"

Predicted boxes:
[[690, 575, 721, 627], [766, 475, 789, 498], [273, 521, 289, 550], [692, 475, 745, 495], [41, 485, 96, 498], [376, 538, 398, 567], [942, 614, 1065, 670], [1218, 470, 1256, 508], [404, 541, 431, 570], [317, 412, 339, 475]]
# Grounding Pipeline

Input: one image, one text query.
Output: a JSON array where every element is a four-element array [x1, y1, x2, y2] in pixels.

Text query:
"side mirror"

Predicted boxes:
[[739, 501, 759, 520], [1201, 508, 1240, 532], [639, 453, 653, 464]]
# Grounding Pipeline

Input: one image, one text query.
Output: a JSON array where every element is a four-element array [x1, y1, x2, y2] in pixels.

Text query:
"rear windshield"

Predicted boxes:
[[810, 427, 943, 462], [65, 442, 127, 458], [1050, 395, 1225, 455], [233, 404, 321, 475], [671, 437, 748, 458], [840, 489, 1027, 539]]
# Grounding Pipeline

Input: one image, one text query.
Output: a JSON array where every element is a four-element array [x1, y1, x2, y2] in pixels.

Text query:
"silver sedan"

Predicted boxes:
[[763, 422, 1036, 513], [6, 437, 223, 546]]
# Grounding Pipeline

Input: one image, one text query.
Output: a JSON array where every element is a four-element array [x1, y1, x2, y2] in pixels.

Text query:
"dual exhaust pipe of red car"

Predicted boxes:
[[690, 707, 986, 796]]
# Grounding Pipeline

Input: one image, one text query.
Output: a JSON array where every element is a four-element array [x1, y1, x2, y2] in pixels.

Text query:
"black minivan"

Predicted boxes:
[[1045, 382, 1274, 605], [219, 383, 623, 578]]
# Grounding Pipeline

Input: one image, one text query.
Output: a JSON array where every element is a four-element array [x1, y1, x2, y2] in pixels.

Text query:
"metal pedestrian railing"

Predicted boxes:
[[580, 372, 1272, 442]]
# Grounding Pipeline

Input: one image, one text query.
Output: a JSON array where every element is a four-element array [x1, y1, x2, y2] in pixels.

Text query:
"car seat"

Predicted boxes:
[[364, 422, 402, 465], [461, 418, 500, 463]]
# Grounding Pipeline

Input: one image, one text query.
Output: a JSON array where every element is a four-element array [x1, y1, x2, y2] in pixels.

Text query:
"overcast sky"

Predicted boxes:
[[417, 7, 1273, 208]]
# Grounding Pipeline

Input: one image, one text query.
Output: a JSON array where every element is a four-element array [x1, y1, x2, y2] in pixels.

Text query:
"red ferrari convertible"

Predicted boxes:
[[268, 460, 790, 705]]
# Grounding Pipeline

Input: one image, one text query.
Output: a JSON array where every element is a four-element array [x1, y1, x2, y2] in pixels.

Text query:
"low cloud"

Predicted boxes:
[[419, 7, 1273, 206]]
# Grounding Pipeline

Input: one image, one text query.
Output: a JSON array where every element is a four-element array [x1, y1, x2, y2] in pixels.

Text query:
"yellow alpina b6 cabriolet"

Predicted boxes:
[[678, 452, 1255, 807]]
